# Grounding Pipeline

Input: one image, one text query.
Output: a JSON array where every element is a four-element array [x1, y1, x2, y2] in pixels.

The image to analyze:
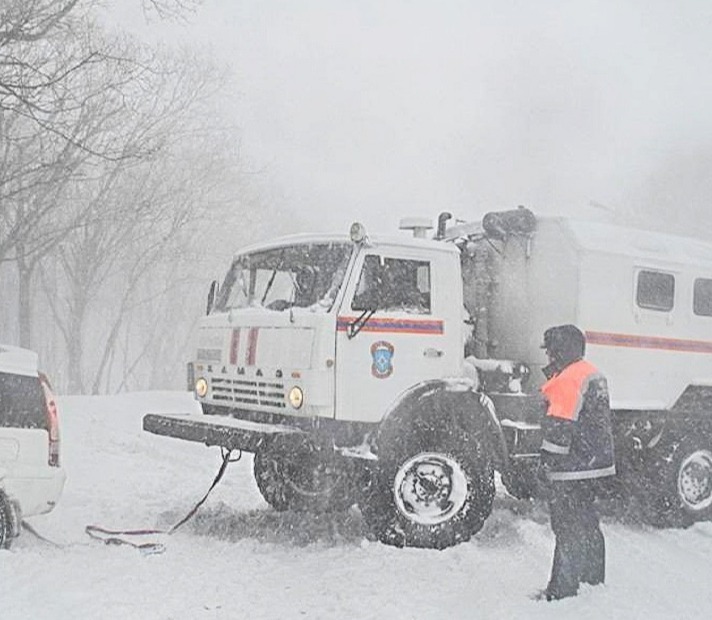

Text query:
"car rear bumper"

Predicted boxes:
[[1, 467, 66, 517]]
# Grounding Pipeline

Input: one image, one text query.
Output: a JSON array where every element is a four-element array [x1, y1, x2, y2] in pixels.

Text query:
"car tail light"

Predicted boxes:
[[39, 372, 60, 467]]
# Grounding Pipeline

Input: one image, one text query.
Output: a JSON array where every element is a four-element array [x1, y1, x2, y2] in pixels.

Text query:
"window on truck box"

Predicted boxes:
[[693, 278, 712, 316], [636, 270, 675, 311]]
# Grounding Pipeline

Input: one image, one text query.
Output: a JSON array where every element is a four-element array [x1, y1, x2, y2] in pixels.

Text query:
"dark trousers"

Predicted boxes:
[[547, 480, 605, 598]]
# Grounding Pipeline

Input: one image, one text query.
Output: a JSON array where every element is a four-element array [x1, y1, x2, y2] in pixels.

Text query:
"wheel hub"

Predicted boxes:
[[280, 450, 342, 498], [678, 449, 712, 511], [393, 452, 468, 526]]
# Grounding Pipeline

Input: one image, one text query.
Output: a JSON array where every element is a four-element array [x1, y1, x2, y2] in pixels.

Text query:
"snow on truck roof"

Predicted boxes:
[[556, 217, 712, 268], [235, 233, 351, 255], [233, 215, 712, 267], [232, 231, 458, 258]]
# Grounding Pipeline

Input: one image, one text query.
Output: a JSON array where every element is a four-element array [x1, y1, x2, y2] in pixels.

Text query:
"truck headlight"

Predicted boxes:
[[288, 386, 304, 409], [195, 377, 208, 398]]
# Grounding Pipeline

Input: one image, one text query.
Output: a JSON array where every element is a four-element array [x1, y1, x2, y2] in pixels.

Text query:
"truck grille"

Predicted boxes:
[[210, 376, 286, 409]]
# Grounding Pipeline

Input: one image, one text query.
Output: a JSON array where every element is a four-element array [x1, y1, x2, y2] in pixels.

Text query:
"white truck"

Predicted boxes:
[[144, 207, 712, 549]]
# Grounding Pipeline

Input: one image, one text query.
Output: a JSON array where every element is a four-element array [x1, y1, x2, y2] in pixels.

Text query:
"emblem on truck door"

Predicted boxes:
[[371, 341, 395, 378]]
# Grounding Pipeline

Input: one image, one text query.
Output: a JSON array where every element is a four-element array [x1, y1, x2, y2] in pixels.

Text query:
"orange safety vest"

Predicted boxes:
[[542, 359, 599, 422], [540, 359, 616, 481]]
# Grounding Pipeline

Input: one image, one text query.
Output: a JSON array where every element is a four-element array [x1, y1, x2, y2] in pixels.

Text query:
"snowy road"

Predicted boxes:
[[3, 392, 712, 619]]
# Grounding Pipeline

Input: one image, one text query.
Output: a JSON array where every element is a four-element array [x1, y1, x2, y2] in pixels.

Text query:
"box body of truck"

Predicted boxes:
[[470, 216, 712, 412]]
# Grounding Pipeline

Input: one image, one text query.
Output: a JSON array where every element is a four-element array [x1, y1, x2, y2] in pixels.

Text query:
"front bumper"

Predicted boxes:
[[143, 412, 305, 453]]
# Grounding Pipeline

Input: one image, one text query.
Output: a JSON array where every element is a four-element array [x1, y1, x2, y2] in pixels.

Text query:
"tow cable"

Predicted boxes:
[[21, 520, 63, 547], [85, 447, 242, 554], [24, 447, 241, 555]]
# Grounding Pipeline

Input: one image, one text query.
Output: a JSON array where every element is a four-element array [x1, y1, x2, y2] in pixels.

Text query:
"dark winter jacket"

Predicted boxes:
[[540, 358, 616, 481]]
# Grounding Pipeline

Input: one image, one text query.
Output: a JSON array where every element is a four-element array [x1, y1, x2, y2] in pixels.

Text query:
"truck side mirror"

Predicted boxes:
[[206, 280, 219, 315]]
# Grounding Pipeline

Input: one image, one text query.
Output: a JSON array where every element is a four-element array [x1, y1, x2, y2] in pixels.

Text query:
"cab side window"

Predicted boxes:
[[636, 270, 675, 312], [352, 256, 431, 314], [694, 278, 712, 317]]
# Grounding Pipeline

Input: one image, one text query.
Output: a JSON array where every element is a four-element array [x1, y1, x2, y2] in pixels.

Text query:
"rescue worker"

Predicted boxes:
[[536, 324, 616, 601]]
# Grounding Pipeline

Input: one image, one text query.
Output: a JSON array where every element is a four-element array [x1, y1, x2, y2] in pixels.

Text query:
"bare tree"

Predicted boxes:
[[0, 18, 192, 350], [0, 0, 291, 394], [142, 0, 202, 21], [36, 44, 255, 393]]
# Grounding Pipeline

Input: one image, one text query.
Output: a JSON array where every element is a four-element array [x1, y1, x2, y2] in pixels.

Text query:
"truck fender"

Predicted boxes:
[[374, 379, 509, 470]]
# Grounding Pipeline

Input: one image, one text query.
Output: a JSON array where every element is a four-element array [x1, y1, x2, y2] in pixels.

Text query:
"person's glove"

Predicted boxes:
[[536, 460, 552, 497]]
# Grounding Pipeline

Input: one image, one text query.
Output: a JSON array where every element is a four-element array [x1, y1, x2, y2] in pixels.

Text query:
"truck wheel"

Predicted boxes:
[[253, 441, 354, 513], [0, 492, 11, 549], [641, 439, 712, 527], [361, 438, 494, 549], [253, 449, 291, 511]]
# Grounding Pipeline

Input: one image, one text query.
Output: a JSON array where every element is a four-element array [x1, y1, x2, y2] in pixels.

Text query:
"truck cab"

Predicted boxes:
[[190, 228, 465, 430]]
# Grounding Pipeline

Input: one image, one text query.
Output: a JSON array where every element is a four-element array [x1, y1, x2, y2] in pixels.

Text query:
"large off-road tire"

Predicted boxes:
[[360, 436, 495, 549], [639, 438, 712, 528], [253, 449, 292, 512], [253, 439, 355, 513], [0, 492, 11, 550]]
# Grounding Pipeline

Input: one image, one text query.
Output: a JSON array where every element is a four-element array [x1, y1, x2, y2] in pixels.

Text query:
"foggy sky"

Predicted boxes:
[[114, 0, 712, 235]]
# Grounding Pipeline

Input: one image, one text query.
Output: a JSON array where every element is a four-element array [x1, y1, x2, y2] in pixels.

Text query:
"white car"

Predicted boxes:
[[0, 345, 66, 548]]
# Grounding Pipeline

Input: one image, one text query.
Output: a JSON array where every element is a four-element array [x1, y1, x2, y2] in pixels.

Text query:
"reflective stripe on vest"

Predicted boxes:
[[547, 465, 616, 481], [541, 439, 570, 455]]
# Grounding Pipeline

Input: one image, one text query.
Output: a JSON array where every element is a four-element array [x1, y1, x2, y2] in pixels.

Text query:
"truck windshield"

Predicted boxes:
[[215, 242, 352, 313]]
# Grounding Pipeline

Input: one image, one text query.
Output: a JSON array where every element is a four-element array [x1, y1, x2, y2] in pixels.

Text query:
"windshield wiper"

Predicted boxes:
[[347, 309, 376, 339], [261, 269, 278, 305], [261, 251, 284, 306]]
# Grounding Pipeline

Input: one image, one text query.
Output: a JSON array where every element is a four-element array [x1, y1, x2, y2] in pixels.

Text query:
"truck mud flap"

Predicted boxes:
[[142, 413, 304, 453]]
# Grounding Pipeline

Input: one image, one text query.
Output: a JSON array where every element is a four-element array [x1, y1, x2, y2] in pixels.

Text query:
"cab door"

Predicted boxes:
[[334, 245, 462, 423]]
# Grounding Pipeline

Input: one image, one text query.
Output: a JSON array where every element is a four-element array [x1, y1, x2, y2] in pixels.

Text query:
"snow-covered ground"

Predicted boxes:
[[4, 391, 712, 619]]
